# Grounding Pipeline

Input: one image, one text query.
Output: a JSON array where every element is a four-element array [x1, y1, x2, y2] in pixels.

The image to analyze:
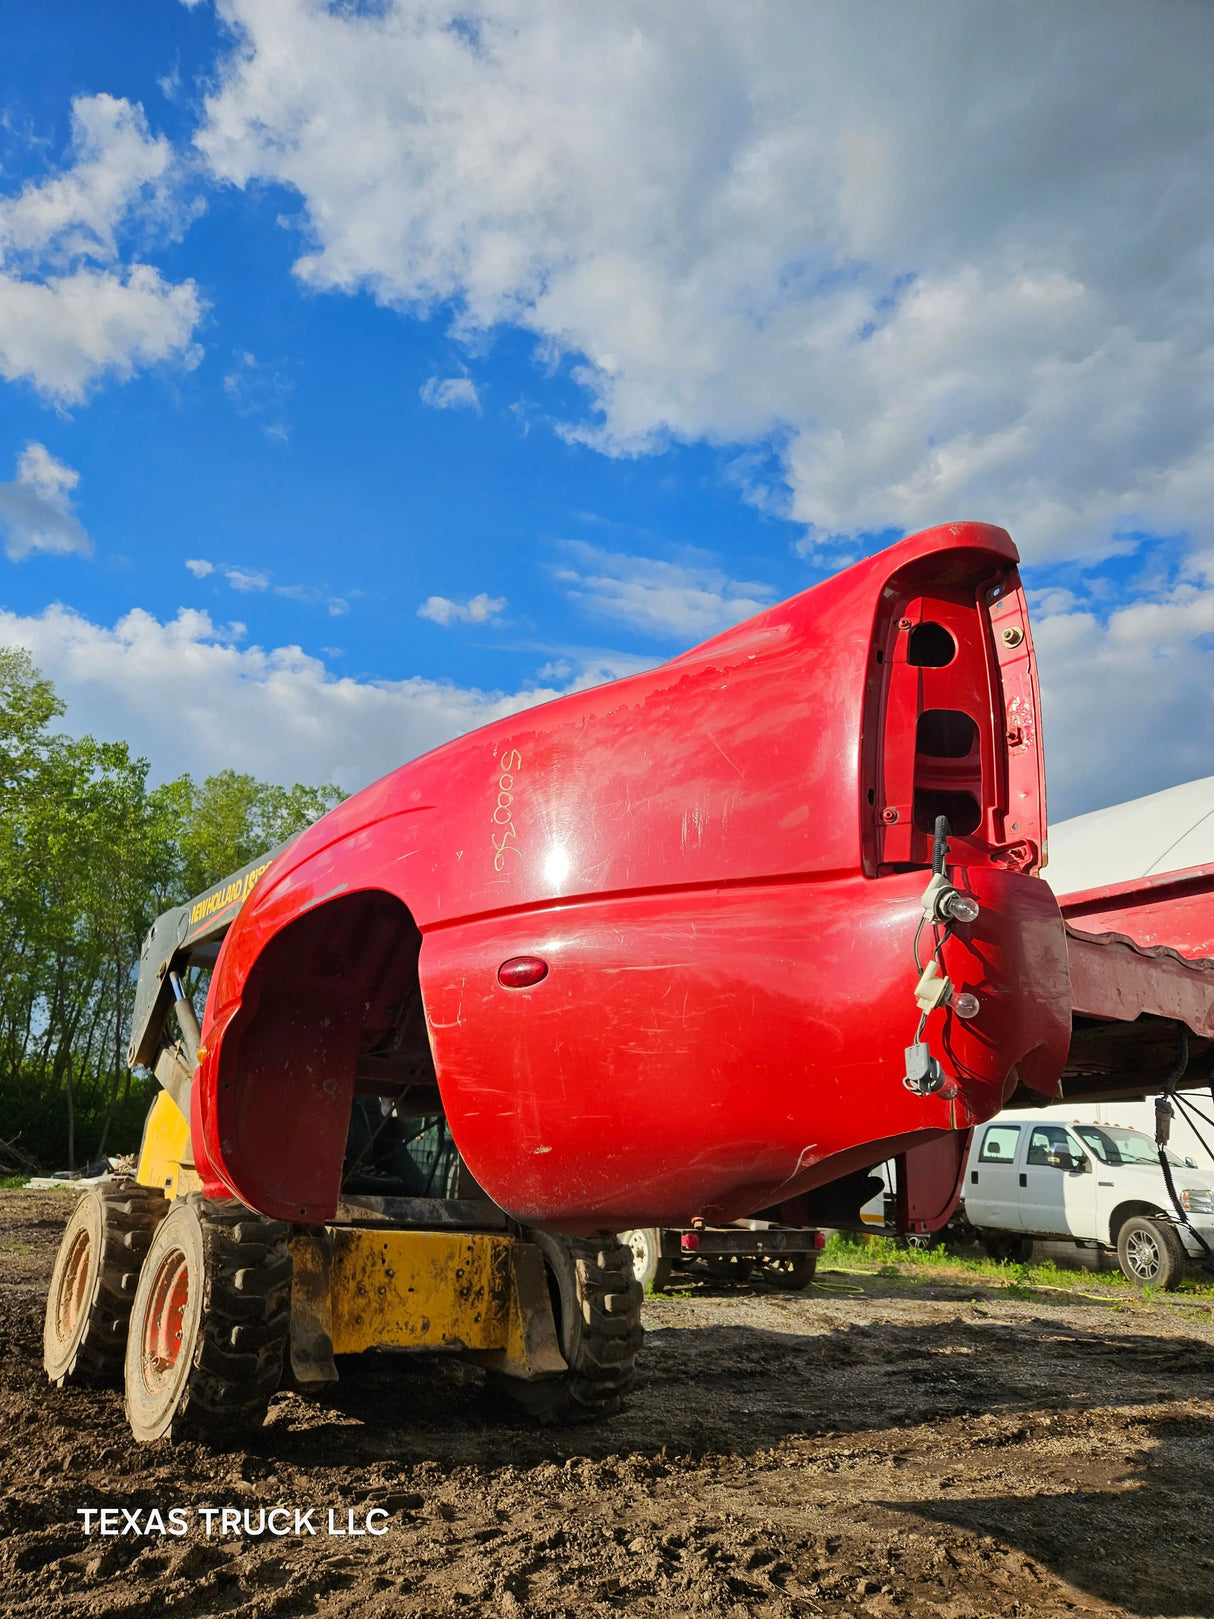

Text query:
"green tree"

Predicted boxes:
[[157, 769, 345, 900], [0, 650, 345, 1169]]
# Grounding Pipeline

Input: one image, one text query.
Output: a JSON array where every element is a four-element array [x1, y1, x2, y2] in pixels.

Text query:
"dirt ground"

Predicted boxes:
[[3, 1190, 1214, 1619]]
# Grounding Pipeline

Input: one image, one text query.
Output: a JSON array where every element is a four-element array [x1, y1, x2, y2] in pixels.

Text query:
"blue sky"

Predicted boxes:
[[2, 1, 1213, 821]]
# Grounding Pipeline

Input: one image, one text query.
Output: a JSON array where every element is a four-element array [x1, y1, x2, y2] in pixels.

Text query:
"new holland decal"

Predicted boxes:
[[189, 859, 274, 927]]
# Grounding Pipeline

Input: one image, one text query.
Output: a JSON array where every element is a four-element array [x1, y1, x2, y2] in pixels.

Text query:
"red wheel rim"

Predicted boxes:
[[56, 1227, 92, 1342], [141, 1246, 190, 1393]]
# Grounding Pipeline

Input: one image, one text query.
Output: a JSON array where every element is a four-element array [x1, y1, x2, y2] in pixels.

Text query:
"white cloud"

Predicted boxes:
[[0, 94, 178, 265], [554, 541, 773, 639], [194, 2, 1214, 572], [417, 591, 506, 626], [187, 556, 348, 614], [0, 265, 203, 403], [1034, 583, 1214, 819], [0, 93, 202, 401], [158, 63, 182, 104], [223, 349, 291, 440], [224, 565, 270, 592], [420, 375, 480, 412], [0, 602, 565, 790], [274, 582, 349, 616], [0, 442, 90, 560], [12, 443, 78, 504], [536, 657, 572, 683], [0, 585, 1195, 818]]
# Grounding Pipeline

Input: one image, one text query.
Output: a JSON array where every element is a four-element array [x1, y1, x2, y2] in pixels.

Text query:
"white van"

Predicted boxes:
[[962, 1111, 1214, 1288]]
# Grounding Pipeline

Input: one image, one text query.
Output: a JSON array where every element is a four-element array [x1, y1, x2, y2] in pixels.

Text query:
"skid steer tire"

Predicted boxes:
[[494, 1233, 643, 1426], [44, 1181, 168, 1388], [124, 1195, 291, 1443]]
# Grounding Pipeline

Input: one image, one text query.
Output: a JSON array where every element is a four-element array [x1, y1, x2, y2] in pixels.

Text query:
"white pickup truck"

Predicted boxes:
[[961, 1110, 1214, 1287]]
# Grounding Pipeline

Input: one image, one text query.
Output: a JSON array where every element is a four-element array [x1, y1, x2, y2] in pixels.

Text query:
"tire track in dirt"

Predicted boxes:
[[4, 1190, 1214, 1617]]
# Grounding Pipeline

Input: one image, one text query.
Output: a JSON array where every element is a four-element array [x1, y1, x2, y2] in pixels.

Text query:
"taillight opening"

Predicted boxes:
[[913, 709, 983, 834], [866, 583, 1016, 869], [913, 788, 982, 837], [907, 622, 956, 667], [916, 709, 978, 759], [856, 533, 1045, 879]]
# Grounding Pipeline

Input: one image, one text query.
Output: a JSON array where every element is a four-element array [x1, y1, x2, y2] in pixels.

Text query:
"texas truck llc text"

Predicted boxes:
[[76, 1507, 391, 1538]]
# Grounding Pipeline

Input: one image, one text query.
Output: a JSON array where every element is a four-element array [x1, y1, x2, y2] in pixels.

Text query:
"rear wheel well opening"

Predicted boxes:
[[212, 889, 444, 1221], [1108, 1200, 1166, 1247]]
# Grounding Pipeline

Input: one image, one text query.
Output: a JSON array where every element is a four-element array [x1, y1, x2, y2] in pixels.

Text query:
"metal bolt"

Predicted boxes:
[[882, 808, 899, 823], [897, 617, 913, 631], [1001, 625, 1024, 647]]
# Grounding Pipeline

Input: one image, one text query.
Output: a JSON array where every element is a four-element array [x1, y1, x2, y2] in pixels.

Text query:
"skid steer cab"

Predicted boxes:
[[42, 856, 642, 1445]]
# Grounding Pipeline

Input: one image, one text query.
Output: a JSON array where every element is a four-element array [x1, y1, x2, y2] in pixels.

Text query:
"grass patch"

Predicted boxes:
[[0, 1176, 30, 1189], [819, 1232, 1214, 1299]]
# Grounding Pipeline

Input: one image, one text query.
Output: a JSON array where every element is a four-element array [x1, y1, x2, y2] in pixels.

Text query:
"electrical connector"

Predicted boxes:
[[903, 1042, 944, 1095], [914, 960, 953, 1014], [1155, 1093, 1174, 1148]]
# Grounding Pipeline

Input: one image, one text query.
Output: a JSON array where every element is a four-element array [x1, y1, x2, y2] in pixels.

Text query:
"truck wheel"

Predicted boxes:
[[124, 1195, 292, 1443], [618, 1228, 672, 1292], [44, 1181, 167, 1388], [1116, 1216, 1185, 1290], [759, 1252, 817, 1290], [496, 1233, 642, 1425]]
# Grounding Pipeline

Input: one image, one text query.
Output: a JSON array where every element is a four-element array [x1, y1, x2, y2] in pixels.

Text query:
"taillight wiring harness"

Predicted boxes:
[[903, 816, 980, 1096]]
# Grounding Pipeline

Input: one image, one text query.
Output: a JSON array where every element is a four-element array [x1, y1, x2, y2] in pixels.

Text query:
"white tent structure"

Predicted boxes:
[[1040, 776, 1214, 1168], [1045, 774, 1214, 896]]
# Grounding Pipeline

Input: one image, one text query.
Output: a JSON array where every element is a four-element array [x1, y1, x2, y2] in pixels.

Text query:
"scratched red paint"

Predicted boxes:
[[190, 522, 1072, 1230]]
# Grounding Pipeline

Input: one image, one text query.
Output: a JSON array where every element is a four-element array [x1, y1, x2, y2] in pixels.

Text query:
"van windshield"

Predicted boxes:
[[1074, 1125, 1184, 1169]]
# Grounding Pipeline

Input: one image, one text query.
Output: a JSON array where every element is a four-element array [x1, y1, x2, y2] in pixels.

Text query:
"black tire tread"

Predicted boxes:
[[50, 1180, 168, 1387], [168, 1195, 292, 1440], [502, 1236, 643, 1426]]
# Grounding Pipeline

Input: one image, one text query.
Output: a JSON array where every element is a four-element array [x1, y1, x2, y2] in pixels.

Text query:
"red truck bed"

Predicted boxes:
[[180, 521, 1080, 1232], [1055, 866, 1214, 1104], [135, 521, 1214, 1238]]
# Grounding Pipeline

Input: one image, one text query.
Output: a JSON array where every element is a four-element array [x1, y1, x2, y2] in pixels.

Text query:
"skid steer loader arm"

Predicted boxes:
[[128, 846, 288, 1073]]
